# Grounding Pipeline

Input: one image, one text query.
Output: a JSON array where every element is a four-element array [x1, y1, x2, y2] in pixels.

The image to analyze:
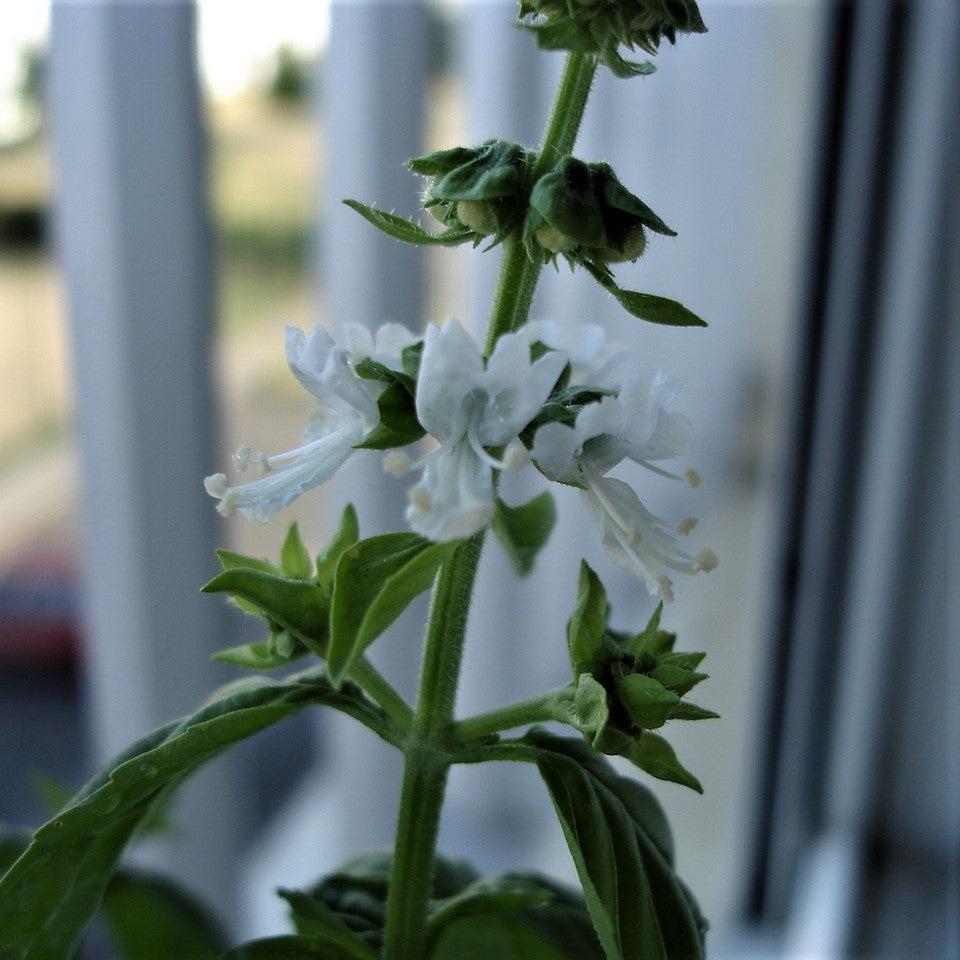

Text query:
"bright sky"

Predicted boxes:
[[0, 0, 331, 139]]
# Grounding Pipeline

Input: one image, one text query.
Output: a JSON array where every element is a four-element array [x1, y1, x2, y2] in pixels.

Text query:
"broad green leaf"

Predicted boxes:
[[352, 357, 416, 394], [213, 642, 298, 671], [668, 702, 720, 721], [616, 674, 680, 730], [202, 570, 328, 653], [100, 870, 226, 960], [281, 523, 313, 581], [221, 935, 366, 960], [316, 505, 360, 594], [429, 913, 569, 960], [570, 674, 610, 745], [342, 200, 473, 247], [523, 731, 704, 960], [427, 875, 553, 934], [626, 732, 703, 793], [354, 382, 425, 450], [492, 493, 557, 576], [328, 534, 463, 686], [277, 891, 376, 958], [0, 670, 393, 960], [30, 774, 73, 816], [567, 561, 609, 676]]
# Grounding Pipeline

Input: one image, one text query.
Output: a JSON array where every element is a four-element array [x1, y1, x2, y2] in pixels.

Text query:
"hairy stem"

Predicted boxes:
[[382, 50, 599, 960], [452, 687, 574, 745], [350, 656, 414, 729]]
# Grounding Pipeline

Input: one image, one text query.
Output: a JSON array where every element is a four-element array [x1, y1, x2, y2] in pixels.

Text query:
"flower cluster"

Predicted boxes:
[[519, 0, 707, 78], [205, 320, 715, 600]]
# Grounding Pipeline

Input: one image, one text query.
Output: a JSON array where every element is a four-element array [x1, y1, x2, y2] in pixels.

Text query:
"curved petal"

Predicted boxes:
[[205, 425, 361, 523], [415, 319, 484, 441], [581, 476, 700, 601], [405, 439, 494, 541], [479, 345, 567, 445], [530, 421, 582, 484]]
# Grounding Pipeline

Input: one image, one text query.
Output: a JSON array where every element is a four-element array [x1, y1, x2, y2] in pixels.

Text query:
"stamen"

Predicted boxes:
[[657, 576, 675, 603], [383, 450, 413, 478], [677, 516, 698, 536], [685, 468, 702, 488], [204, 473, 228, 499], [466, 420, 516, 471], [232, 445, 252, 472], [695, 548, 718, 572]]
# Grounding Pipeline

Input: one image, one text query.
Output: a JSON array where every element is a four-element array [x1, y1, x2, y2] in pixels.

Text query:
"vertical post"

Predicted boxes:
[[49, 0, 241, 920], [319, 0, 432, 861]]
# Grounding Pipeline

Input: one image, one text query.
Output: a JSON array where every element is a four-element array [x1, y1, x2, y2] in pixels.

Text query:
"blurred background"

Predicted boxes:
[[0, 1, 957, 957]]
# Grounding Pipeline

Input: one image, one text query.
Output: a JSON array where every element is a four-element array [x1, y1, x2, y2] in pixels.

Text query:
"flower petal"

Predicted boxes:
[[530, 421, 581, 484], [205, 425, 361, 523], [581, 476, 700, 600], [405, 439, 493, 541], [415, 319, 485, 441]]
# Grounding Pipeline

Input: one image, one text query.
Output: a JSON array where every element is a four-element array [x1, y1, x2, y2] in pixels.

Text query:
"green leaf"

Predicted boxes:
[[648, 664, 707, 697], [354, 382, 425, 450], [567, 561, 609, 677], [328, 534, 463, 686], [596, 166, 675, 236], [215, 550, 279, 576], [626, 732, 703, 793], [316, 505, 360, 594], [276, 891, 376, 959], [0, 670, 393, 960], [427, 875, 553, 935], [429, 913, 570, 960], [492, 493, 557, 576], [523, 731, 704, 960], [100, 870, 226, 960], [629, 605, 676, 657], [406, 145, 478, 177], [213, 642, 299, 671], [30, 773, 73, 817], [570, 674, 610, 745], [582, 261, 707, 327], [342, 200, 473, 247], [202, 570, 328, 653], [657, 651, 706, 671], [667, 702, 719, 722], [603, 49, 657, 80], [524, 19, 599, 55], [352, 357, 415, 394], [616, 674, 680, 730], [281, 523, 313, 581], [221, 935, 367, 960]]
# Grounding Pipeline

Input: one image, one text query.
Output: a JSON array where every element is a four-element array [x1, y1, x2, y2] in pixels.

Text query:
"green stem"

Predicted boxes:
[[350, 656, 414, 729], [485, 51, 598, 346], [382, 50, 599, 960], [452, 687, 574, 745], [382, 536, 483, 959]]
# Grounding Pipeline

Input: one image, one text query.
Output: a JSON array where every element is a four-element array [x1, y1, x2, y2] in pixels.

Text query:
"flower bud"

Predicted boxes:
[[456, 200, 500, 235], [534, 223, 578, 254], [598, 223, 647, 263]]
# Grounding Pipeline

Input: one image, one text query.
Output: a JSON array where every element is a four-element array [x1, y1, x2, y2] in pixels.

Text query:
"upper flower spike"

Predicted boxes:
[[405, 319, 567, 541], [519, 0, 707, 78], [530, 372, 716, 599], [204, 324, 414, 522]]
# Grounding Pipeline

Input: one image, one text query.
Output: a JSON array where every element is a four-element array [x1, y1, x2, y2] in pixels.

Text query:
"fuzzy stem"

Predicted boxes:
[[381, 50, 598, 960], [452, 687, 574, 745]]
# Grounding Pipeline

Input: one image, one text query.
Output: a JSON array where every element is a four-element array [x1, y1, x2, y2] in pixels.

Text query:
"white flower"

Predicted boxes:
[[405, 319, 567, 541], [342, 322, 418, 371], [204, 325, 381, 522], [530, 372, 715, 599], [525, 319, 627, 387]]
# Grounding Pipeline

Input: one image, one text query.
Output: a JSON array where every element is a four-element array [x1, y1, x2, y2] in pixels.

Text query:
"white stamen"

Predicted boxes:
[[695, 548, 718, 572], [383, 450, 413, 478], [685, 468, 702, 488], [232, 445, 252, 472], [502, 438, 530, 471], [677, 516, 698, 536], [204, 473, 228, 498]]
